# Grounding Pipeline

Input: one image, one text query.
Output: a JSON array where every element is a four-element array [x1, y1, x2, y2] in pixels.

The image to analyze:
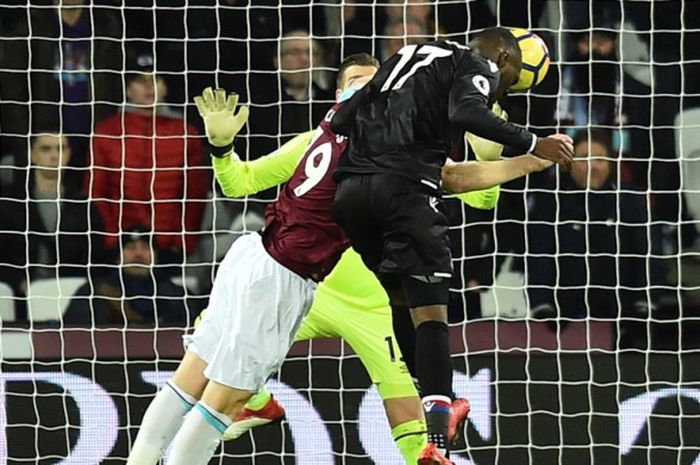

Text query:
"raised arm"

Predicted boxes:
[[212, 131, 314, 197], [195, 87, 313, 198]]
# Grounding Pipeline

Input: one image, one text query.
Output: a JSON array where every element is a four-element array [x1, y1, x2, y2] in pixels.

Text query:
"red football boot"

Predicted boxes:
[[448, 397, 471, 444], [222, 396, 286, 441], [417, 442, 454, 465]]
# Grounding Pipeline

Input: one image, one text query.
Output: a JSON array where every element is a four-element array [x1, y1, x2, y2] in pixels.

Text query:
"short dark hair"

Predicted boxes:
[[470, 27, 521, 61], [572, 128, 613, 154], [336, 53, 380, 88], [29, 126, 62, 150]]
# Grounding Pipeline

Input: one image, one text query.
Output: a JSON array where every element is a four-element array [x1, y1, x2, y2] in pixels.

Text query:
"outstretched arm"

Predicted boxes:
[[195, 87, 314, 198], [212, 131, 314, 198], [442, 155, 552, 195]]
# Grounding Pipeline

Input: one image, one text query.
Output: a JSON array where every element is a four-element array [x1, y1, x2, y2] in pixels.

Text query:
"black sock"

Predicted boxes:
[[416, 320, 452, 453]]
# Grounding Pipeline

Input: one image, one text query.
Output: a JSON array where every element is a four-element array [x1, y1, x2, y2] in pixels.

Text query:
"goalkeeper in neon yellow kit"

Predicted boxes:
[[194, 54, 555, 464]]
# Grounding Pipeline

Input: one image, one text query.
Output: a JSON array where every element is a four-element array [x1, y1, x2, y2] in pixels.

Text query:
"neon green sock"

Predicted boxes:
[[391, 419, 427, 464], [245, 385, 272, 411]]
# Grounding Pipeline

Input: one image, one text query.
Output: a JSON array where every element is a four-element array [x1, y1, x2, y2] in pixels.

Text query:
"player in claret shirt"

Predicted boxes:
[[330, 27, 574, 464], [126, 51, 559, 465]]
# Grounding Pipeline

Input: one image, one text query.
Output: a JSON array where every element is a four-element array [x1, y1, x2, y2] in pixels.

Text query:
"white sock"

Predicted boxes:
[[126, 381, 196, 465], [167, 401, 233, 465]]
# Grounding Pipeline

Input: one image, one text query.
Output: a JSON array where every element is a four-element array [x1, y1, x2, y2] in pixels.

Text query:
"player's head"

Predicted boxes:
[[335, 53, 380, 102], [570, 128, 614, 189], [469, 27, 523, 100]]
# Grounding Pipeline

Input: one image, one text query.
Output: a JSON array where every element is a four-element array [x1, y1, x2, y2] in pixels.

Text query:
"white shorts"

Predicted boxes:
[[184, 233, 316, 392]]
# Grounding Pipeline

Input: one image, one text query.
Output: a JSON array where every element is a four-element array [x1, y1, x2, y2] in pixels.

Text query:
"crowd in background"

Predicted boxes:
[[0, 0, 699, 349]]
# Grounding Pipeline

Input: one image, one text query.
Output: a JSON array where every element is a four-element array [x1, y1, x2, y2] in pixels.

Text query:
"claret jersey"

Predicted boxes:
[[262, 104, 350, 281], [332, 40, 537, 189]]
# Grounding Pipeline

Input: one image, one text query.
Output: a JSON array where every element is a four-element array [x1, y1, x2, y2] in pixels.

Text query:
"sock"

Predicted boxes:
[[245, 385, 272, 411], [415, 320, 452, 456], [126, 380, 196, 465], [167, 401, 233, 465], [422, 395, 451, 456], [391, 419, 427, 465]]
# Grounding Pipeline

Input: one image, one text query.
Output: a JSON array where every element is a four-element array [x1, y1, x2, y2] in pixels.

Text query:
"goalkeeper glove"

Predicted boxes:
[[194, 87, 249, 155]]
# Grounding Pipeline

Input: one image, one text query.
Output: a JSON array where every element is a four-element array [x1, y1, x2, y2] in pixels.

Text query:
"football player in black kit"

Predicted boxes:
[[331, 27, 574, 464]]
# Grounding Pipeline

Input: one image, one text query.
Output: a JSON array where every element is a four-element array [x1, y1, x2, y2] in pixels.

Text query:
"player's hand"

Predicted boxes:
[[194, 87, 249, 147], [533, 134, 574, 171]]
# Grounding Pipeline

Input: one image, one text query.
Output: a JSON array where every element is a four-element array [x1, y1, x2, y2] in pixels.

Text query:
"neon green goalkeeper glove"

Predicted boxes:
[[194, 87, 249, 151]]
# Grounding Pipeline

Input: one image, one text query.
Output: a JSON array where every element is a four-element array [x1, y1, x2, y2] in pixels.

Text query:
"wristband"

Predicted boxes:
[[209, 142, 234, 158]]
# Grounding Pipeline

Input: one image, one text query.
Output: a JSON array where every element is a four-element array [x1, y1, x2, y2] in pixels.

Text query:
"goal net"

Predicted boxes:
[[0, 1, 699, 464]]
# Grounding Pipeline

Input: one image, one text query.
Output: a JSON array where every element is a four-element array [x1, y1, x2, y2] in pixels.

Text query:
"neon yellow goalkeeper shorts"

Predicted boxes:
[[294, 249, 417, 401]]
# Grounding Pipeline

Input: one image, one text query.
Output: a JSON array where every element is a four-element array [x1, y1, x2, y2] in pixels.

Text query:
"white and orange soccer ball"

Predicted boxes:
[[509, 27, 551, 91]]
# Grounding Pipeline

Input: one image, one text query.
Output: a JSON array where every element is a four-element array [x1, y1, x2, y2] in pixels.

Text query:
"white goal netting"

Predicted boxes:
[[1, 1, 699, 464]]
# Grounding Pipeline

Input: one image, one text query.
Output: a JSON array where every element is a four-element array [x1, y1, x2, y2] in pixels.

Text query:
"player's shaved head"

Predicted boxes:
[[469, 27, 523, 100], [470, 27, 521, 62]]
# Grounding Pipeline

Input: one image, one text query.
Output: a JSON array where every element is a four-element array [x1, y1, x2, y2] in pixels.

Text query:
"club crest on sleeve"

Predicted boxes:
[[472, 75, 490, 96]]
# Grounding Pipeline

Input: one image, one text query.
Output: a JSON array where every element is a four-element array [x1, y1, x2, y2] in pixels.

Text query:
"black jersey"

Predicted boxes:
[[332, 40, 537, 189]]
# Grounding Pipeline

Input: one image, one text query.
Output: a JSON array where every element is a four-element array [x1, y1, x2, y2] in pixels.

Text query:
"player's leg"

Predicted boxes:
[[221, 307, 333, 441], [167, 381, 253, 465], [333, 175, 450, 462], [405, 283, 453, 464], [310, 291, 427, 464], [382, 275, 452, 462], [194, 309, 285, 443], [383, 276, 470, 445], [376, 175, 455, 463], [167, 232, 314, 463], [127, 327, 213, 464]]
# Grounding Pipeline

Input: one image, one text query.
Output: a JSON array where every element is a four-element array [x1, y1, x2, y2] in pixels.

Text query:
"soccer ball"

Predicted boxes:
[[509, 28, 550, 92]]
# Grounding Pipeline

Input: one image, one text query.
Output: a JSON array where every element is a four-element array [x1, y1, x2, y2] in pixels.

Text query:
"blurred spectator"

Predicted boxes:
[[275, 29, 332, 103], [158, 0, 330, 116], [187, 196, 265, 294], [385, 0, 440, 36], [556, 30, 624, 138], [89, 47, 209, 267], [0, 0, 122, 190], [63, 226, 190, 326], [380, 16, 431, 62], [0, 130, 107, 312], [525, 129, 655, 340], [246, 29, 334, 158]]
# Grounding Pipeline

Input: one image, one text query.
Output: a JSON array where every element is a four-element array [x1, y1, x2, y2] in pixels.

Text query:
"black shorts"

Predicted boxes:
[[332, 173, 453, 278]]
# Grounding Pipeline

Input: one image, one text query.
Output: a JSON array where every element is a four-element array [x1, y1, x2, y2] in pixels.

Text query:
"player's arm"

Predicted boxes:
[[195, 87, 313, 197], [441, 154, 552, 195], [448, 57, 572, 169], [211, 131, 313, 197], [453, 102, 507, 210]]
